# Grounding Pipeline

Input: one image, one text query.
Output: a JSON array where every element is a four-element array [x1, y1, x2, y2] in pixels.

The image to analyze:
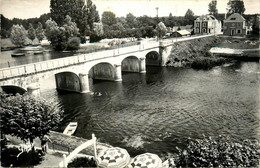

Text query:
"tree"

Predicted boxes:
[[27, 23, 36, 41], [156, 22, 167, 39], [45, 19, 67, 51], [227, 0, 245, 15], [166, 13, 175, 27], [45, 16, 79, 51], [208, 0, 218, 17], [36, 22, 45, 41], [0, 93, 63, 145], [102, 11, 117, 26], [184, 9, 195, 25], [50, 0, 99, 35], [10, 24, 27, 47]]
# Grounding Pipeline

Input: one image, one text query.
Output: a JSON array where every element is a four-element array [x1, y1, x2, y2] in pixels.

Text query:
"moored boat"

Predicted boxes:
[[11, 53, 26, 57], [34, 51, 43, 55], [63, 122, 78, 136]]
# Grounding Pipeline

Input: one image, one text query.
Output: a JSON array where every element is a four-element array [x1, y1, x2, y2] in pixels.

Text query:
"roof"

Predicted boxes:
[[195, 15, 217, 21], [176, 30, 191, 35], [225, 13, 246, 22]]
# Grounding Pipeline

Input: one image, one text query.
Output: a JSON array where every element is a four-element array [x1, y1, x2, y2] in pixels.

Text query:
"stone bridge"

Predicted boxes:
[[0, 35, 213, 94]]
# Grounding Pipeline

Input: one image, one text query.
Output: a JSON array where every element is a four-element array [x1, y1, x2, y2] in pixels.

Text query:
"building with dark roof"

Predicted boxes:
[[223, 13, 248, 36]]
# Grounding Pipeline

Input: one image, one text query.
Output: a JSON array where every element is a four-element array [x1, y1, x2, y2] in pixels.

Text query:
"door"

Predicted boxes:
[[231, 29, 235, 36]]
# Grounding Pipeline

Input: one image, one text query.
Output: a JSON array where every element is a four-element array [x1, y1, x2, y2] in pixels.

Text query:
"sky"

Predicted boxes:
[[0, 0, 259, 19]]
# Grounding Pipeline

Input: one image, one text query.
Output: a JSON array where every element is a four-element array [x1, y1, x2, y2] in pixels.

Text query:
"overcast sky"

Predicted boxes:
[[1, 0, 259, 19]]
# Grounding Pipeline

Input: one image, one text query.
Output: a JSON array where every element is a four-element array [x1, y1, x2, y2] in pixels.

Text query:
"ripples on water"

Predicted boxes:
[[40, 62, 260, 157]]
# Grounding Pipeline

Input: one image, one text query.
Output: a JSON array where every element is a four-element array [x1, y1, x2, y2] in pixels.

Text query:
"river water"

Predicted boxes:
[[37, 61, 260, 157]]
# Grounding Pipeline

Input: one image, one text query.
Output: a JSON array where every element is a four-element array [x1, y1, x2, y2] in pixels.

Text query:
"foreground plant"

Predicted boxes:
[[0, 93, 63, 146], [174, 135, 260, 167]]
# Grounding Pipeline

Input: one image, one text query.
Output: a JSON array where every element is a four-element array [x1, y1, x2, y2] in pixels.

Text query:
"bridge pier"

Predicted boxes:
[[139, 57, 146, 73], [27, 83, 40, 96], [114, 64, 122, 81], [79, 73, 90, 93]]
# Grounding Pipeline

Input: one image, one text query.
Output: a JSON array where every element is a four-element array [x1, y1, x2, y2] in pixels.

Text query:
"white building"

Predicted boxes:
[[194, 15, 222, 34]]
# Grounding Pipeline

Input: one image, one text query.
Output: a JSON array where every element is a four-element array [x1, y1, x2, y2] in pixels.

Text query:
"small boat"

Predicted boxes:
[[11, 53, 26, 57], [63, 122, 78, 136], [34, 51, 43, 55]]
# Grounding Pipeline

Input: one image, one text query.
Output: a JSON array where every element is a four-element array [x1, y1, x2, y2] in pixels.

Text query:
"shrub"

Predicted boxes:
[[68, 157, 97, 167], [90, 33, 103, 43], [80, 36, 87, 43], [174, 136, 260, 167], [191, 57, 227, 70], [67, 37, 80, 50], [1, 147, 43, 167]]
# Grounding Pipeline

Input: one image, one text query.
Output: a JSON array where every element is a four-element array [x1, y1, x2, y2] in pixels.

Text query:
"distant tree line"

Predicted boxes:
[[1, 0, 258, 51]]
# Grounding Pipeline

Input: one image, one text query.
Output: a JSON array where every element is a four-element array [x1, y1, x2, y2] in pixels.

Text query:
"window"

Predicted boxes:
[[237, 29, 241, 34], [196, 23, 200, 27], [203, 23, 207, 27], [230, 18, 236, 20], [203, 28, 207, 33]]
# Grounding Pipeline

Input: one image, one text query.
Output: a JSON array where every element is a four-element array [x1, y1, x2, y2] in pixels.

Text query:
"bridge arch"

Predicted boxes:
[[0, 85, 27, 95], [145, 51, 161, 66], [55, 71, 81, 93], [121, 56, 140, 73], [88, 62, 117, 81]]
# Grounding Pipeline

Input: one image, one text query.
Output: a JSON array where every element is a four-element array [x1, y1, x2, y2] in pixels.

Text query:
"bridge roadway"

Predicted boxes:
[[0, 34, 214, 94]]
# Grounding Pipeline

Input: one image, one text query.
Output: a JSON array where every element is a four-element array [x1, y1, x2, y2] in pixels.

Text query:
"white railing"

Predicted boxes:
[[0, 34, 214, 80], [0, 43, 155, 80], [59, 134, 97, 168]]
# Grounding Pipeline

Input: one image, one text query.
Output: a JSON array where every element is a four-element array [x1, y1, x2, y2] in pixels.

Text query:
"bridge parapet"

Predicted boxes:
[[0, 42, 160, 81]]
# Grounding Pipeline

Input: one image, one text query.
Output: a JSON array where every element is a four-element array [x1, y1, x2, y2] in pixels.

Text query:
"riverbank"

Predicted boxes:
[[165, 35, 259, 69]]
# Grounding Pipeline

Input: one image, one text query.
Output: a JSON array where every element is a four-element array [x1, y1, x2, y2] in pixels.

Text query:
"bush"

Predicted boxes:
[[174, 136, 260, 167], [68, 157, 97, 167], [80, 36, 87, 43], [191, 57, 227, 70], [90, 33, 103, 43], [67, 37, 80, 50], [1, 147, 43, 167]]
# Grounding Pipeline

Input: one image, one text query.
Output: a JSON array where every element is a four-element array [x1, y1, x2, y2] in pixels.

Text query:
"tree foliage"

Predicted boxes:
[[27, 23, 36, 41], [50, 0, 99, 36], [93, 22, 104, 36], [10, 24, 27, 47], [227, 0, 246, 15], [184, 9, 195, 25], [45, 16, 78, 51], [102, 11, 117, 26], [36, 22, 45, 41], [0, 93, 63, 144], [156, 22, 167, 39], [174, 136, 260, 167], [208, 0, 218, 17], [126, 13, 138, 28], [45, 18, 67, 51], [63, 15, 79, 39]]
